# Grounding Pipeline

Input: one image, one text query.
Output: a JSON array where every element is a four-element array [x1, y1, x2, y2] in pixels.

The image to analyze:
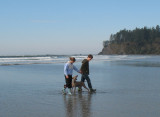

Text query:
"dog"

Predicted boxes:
[[72, 75, 90, 93]]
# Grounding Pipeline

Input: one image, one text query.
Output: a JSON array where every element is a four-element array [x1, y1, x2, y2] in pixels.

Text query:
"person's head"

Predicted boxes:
[[69, 57, 76, 63], [87, 54, 93, 61]]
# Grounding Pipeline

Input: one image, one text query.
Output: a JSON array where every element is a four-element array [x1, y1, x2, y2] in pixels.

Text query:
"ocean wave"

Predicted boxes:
[[0, 55, 154, 66]]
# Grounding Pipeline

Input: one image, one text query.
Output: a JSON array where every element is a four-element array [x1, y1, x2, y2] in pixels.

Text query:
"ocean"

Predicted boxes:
[[0, 55, 160, 117]]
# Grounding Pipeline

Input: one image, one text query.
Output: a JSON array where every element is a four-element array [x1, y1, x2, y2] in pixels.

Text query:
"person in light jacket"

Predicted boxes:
[[63, 57, 80, 95]]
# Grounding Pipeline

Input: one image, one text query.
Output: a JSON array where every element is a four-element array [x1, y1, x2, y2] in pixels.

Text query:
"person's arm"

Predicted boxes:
[[64, 64, 69, 78], [73, 65, 80, 73]]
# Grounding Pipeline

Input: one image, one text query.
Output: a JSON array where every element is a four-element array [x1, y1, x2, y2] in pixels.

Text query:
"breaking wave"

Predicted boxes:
[[0, 55, 153, 66]]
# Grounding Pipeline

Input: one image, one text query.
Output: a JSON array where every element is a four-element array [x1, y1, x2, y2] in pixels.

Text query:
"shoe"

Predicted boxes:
[[62, 88, 66, 95], [68, 88, 72, 95], [90, 88, 96, 92]]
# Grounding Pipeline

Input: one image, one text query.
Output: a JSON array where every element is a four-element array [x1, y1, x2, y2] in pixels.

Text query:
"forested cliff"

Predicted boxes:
[[99, 25, 160, 55]]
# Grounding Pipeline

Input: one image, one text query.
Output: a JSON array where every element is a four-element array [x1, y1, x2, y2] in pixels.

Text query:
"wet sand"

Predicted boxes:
[[0, 57, 160, 117]]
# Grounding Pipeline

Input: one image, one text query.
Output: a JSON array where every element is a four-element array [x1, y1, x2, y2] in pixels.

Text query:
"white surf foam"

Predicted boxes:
[[0, 55, 151, 66]]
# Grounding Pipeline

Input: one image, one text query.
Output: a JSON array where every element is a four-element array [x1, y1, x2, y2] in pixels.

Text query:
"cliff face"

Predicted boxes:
[[99, 44, 126, 55], [99, 42, 160, 55]]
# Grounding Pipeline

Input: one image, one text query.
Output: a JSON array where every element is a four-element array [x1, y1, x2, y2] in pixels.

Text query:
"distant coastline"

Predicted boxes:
[[99, 25, 160, 55]]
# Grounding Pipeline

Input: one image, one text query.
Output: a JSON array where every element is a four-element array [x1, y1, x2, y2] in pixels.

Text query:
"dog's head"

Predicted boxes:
[[72, 75, 78, 81]]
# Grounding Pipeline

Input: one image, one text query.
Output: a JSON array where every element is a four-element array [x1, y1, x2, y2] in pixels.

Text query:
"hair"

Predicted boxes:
[[69, 57, 76, 62], [88, 54, 93, 59]]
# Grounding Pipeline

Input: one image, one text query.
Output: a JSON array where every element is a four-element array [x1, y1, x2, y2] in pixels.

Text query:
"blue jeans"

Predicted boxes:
[[81, 74, 92, 89]]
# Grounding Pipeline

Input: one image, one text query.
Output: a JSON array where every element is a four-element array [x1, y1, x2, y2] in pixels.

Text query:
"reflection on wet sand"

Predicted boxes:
[[63, 93, 93, 117]]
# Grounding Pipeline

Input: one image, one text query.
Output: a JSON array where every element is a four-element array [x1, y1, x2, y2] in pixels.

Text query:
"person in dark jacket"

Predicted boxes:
[[80, 54, 96, 92]]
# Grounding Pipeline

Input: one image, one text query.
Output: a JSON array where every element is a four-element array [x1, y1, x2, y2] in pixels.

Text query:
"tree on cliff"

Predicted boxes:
[[100, 25, 160, 55]]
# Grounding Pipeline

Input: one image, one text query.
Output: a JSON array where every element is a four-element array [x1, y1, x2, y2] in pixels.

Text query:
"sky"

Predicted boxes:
[[0, 0, 160, 55]]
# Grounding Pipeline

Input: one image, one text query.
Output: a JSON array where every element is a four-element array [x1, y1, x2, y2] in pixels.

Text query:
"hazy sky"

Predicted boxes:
[[0, 0, 160, 55]]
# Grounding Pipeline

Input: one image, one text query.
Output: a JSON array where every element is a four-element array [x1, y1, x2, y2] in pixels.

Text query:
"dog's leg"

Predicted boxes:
[[71, 88, 73, 93], [74, 87, 76, 93], [82, 83, 90, 92], [78, 86, 82, 92]]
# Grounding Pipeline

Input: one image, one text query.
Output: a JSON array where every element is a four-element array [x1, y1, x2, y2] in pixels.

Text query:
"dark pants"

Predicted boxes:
[[81, 74, 92, 89], [64, 75, 72, 88]]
